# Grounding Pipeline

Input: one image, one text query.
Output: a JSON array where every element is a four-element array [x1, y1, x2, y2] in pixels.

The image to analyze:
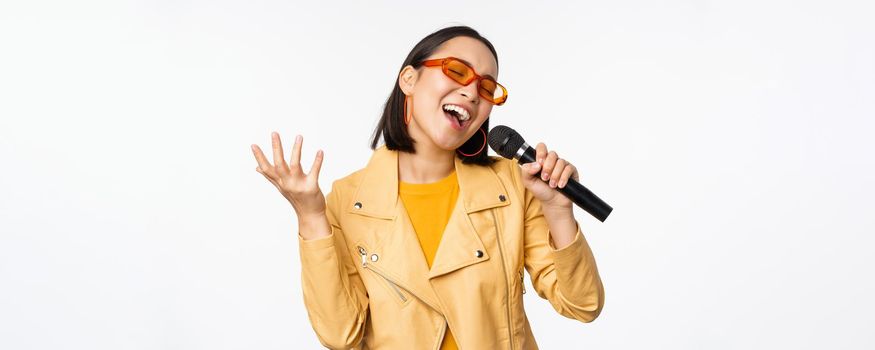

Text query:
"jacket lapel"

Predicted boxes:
[[348, 146, 511, 310], [427, 155, 510, 278], [348, 146, 441, 309]]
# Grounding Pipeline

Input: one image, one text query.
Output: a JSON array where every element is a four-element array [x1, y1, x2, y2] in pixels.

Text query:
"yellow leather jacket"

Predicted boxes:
[[298, 145, 604, 349]]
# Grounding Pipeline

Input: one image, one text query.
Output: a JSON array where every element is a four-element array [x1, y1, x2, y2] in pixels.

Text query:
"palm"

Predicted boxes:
[[251, 132, 326, 217]]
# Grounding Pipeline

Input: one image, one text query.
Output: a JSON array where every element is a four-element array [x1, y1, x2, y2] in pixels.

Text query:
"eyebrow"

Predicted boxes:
[[455, 57, 474, 68], [456, 57, 497, 78]]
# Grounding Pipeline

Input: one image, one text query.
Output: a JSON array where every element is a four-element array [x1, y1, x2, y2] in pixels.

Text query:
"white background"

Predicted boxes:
[[2, 1, 873, 349]]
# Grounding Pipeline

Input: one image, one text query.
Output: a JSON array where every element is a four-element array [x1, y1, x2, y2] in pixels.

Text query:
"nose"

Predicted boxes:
[[458, 81, 480, 104]]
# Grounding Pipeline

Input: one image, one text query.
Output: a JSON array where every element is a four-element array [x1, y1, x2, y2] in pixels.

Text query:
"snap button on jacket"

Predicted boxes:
[[298, 145, 605, 349]]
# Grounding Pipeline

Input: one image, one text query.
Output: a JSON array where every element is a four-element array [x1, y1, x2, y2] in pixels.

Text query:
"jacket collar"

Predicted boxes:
[[348, 145, 511, 311], [349, 145, 510, 219]]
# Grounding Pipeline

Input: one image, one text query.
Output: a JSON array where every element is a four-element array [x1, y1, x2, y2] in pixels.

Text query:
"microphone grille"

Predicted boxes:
[[487, 125, 526, 159]]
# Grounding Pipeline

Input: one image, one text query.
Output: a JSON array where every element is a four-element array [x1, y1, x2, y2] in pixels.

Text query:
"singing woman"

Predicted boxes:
[[251, 25, 604, 349]]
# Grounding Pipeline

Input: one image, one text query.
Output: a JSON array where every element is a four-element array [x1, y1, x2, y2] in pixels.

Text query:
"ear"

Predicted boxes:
[[398, 65, 418, 95]]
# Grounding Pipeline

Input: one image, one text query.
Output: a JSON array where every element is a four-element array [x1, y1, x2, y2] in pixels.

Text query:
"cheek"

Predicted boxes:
[[478, 105, 493, 122], [412, 92, 440, 118], [414, 79, 450, 112], [419, 71, 456, 96]]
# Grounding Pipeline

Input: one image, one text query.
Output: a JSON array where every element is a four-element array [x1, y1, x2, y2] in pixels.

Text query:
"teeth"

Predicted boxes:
[[442, 104, 470, 121]]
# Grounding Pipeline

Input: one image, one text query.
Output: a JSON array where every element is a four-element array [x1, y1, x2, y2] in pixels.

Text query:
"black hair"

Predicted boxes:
[[369, 25, 498, 166]]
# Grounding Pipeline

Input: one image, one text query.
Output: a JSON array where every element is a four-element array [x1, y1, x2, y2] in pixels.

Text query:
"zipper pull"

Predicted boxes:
[[519, 269, 526, 294], [358, 246, 367, 267]]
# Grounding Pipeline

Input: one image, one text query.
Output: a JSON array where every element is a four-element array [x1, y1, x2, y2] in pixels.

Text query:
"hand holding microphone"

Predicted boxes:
[[488, 125, 613, 222], [519, 142, 580, 208]]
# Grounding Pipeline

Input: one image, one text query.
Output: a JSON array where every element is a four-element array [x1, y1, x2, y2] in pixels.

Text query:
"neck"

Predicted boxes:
[[398, 144, 455, 184]]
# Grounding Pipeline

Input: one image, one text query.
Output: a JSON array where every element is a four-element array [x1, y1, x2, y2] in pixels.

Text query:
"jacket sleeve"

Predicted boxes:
[[298, 183, 369, 349], [517, 168, 605, 323]]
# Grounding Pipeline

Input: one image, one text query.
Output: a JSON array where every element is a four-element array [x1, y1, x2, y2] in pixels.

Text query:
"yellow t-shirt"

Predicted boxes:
[[399, 169, 459, 350]]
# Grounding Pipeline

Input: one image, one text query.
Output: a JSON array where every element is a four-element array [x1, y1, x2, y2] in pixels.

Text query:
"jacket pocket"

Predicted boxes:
[[357, 245, 410, 307]]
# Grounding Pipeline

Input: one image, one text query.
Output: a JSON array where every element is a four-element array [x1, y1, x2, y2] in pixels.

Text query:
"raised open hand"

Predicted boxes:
[[251, 132, 326, 218]]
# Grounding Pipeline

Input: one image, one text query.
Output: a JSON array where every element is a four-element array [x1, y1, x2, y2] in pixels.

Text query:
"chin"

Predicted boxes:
[[430, 133, 464, 151]]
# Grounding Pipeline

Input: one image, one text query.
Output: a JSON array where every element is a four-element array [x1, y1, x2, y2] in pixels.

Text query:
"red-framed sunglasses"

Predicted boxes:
[[421, 56, 508, 105]]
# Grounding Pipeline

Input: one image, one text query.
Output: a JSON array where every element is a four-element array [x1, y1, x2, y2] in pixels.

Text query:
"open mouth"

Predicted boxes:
[[442, 104, 471, 130]]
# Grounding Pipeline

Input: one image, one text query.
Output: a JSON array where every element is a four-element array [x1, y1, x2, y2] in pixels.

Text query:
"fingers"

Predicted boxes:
[[251, 144, 277, 177], [549, 158, 566, 187], [535, 142, 547, 163], [541, 151, 559, 181], [290, 134, 303, 173], [532, 144, 579, 188], [253, 133, 322, 183], [307, 149, 324, 185], [557, 164, 577, 188], [271, 132, 288, 173]]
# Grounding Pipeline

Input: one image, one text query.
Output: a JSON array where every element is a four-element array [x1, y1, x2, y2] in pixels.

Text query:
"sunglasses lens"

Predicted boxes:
[[480, 79, 507, 104], [480, 79, 497, 97], [444, 59, 474, 84]]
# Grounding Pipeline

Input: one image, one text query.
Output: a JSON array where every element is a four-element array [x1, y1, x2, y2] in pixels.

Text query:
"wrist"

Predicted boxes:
[[541, 203, 573, 219], [297, 209, 326, 223], [297, 212, 330, 240]]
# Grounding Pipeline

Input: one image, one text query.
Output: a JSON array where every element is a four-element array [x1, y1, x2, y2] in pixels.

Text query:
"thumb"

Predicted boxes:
[[521, 161, 541, 176]]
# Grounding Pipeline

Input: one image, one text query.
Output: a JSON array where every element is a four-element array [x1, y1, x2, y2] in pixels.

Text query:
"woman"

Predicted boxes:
[[251, 26, 604, 350]]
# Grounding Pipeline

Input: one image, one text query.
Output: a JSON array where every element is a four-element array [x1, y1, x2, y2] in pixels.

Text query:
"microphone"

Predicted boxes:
[[487, 125, 613, 222]]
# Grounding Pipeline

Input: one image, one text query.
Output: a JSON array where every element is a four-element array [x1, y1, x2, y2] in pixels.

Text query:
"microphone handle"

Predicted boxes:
[[518, 146, 613, 222]]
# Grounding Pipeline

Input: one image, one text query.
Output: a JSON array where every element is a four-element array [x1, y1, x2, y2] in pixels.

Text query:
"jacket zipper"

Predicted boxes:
[[492, 212, 515, 350], [358, 246, 407, 302], [359, 245, 445, 350]]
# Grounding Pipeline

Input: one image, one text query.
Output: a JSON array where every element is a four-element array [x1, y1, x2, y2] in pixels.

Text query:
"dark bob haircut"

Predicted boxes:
[[369, 25, 499, 166]]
